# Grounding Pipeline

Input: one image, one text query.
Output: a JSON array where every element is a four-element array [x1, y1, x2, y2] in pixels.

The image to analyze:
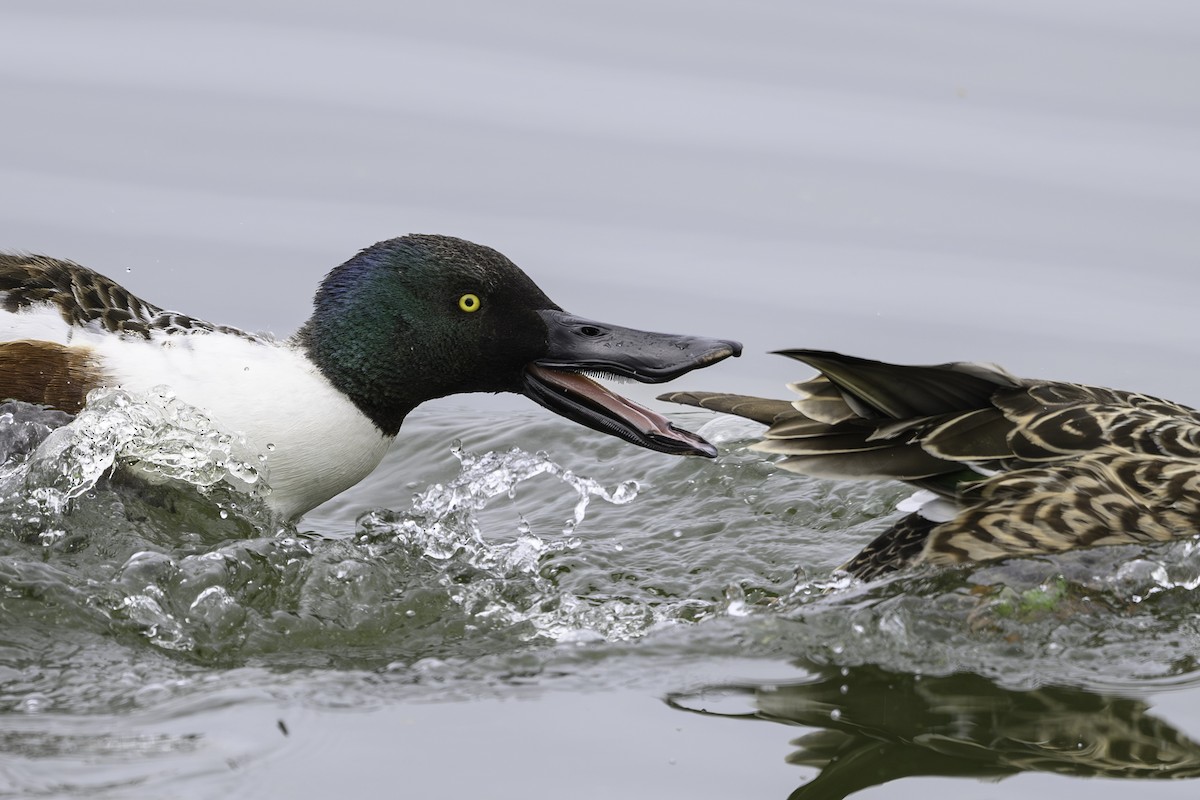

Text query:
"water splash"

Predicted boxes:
[[354, 442, 688, 642], [0, 388, 271, 529], [358, 442, 637, 568], [38, 394, 1200, 689], [0, 402, 834, 660], [6, 402, 1200, 716], [92, 439, 671, 655]]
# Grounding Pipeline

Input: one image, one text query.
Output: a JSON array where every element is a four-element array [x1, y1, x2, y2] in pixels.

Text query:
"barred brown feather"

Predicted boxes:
[[660, 349, 1200, 579], [0, 254, 262, 340]]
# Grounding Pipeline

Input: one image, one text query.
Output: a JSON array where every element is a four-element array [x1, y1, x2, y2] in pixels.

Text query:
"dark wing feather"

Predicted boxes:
[[754, 353, 1029, 485], [785, 375, 860, 424], [656, 390, 799, 426], [0, 253, 164, 337], [921, 408, 1019, 461], [840, 513, 938, 580], [778, 349, 1021, 419], [775, 447, 954, 481], [0, 253, 263, 341]]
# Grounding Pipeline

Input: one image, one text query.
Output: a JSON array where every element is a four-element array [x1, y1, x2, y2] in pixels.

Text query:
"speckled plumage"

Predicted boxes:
[[662, 350, 1200, 579], [0, 253, 263, 340]]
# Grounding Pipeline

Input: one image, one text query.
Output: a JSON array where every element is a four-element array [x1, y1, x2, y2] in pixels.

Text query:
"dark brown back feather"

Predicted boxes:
[[0, 253, 262, 340], [0, 253, 163, 337]]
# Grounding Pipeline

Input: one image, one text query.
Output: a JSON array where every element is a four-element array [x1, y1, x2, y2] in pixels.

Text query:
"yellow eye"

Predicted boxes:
[[458, 293, 481, 312]]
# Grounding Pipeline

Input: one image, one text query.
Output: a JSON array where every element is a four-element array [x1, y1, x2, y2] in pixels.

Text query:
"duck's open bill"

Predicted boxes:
[[523, 310, 742, 457]]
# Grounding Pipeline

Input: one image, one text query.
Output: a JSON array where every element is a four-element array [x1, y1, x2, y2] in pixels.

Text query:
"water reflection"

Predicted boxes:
[[668, 664, 1200, 800]]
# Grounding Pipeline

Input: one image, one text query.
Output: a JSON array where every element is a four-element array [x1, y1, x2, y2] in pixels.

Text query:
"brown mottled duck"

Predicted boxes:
[[661, 350, 1200, 580]]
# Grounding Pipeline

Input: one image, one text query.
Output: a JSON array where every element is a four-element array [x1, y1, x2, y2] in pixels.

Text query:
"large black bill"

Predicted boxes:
[[522, 310, 741, 457], [534, 311, 742, 382]]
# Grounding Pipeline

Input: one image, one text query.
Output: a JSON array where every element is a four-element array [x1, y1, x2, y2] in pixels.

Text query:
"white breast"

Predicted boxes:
[[2, 304, 393, 519]]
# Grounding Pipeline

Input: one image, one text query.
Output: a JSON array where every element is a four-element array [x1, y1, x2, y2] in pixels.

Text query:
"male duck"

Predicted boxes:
[[0, 234, 741, 519], [662, 350, 1200, 580]]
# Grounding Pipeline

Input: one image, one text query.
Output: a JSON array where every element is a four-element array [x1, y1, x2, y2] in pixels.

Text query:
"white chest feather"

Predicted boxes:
[[98, 335, 393, 519], [2, 305, 393, 519]]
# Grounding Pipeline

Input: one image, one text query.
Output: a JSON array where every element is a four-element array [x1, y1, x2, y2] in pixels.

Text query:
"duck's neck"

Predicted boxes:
[[293, 315, 421, 438]]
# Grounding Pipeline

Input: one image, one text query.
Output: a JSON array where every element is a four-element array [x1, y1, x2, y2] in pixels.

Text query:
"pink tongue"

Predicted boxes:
[[526, 364, 691, 442]]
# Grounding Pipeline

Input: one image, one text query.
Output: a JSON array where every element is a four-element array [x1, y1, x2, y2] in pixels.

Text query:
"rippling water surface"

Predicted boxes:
[[3, 395, 1200, 798], [3, 1, 1200, 798]]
